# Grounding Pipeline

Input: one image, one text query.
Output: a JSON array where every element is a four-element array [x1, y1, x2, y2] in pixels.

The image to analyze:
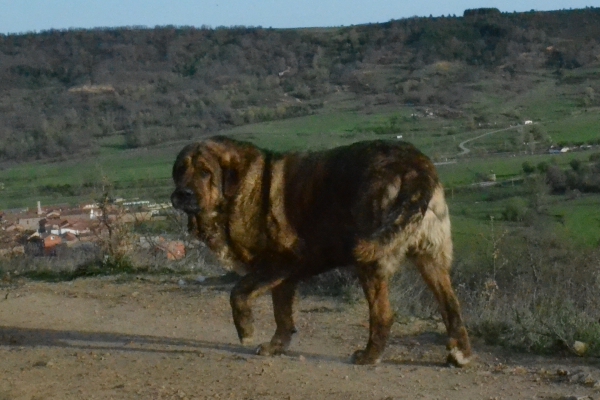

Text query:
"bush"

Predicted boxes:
[[368, 211, 600, 357], [522, 161, 535, 174], [457, 227, 600, 356], [537, 161, 549, 173], [569, 158, 582, 172], [589, 152, 600, 162], [546, 165, 567, 193], [501, 197, 528, 221], [301, 268, 361, 303]]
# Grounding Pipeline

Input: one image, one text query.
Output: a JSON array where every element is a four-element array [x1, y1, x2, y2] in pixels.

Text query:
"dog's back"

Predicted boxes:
[[278, 140, 442, 271]]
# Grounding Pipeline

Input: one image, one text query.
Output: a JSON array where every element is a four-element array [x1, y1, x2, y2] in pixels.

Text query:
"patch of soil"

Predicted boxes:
[[1, 275, 599, 399]]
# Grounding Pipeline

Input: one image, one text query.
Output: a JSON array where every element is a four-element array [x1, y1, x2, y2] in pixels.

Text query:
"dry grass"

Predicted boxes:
[[67, 84, 116, 94]]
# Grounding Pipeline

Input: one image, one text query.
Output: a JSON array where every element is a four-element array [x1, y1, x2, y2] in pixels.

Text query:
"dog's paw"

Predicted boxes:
[[255, 342, 285, 356], [350, 349, 381, 365], [447, 347, 471, 367], [240, 337, 254, 346]]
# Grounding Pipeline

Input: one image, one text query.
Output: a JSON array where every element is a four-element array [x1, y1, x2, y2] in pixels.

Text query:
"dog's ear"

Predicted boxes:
[[205, 140, 241, 169], [204, 139, 243, 199]]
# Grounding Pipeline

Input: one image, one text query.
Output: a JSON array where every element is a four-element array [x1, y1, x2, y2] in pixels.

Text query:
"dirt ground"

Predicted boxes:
[[0, 275, 599, 400]]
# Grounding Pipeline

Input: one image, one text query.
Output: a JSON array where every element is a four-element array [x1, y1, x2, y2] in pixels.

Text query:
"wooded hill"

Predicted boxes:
[[1, 7, 599, 162]]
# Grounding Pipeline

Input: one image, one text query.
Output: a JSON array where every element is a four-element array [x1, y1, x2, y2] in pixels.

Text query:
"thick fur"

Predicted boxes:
[[171, 136, 471, 366]]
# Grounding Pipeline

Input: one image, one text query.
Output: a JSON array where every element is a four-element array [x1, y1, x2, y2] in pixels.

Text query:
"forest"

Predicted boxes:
[[0, 7, 599, 162]]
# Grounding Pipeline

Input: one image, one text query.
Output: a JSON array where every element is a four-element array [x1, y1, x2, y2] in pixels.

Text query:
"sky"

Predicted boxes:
[[1, 0, 599, 34]]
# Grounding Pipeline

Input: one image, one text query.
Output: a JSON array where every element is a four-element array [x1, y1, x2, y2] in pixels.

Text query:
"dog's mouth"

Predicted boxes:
[[171, 188, 201, 214]]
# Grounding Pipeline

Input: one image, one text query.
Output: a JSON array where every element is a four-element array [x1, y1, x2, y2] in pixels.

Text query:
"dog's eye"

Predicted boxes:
[[200, 169, 211, 179]]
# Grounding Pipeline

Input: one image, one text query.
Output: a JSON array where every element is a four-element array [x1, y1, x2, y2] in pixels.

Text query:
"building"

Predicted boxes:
[[18, 217, 43, 231], [26, 233, 63, 256], [155, 239, 186, 261]]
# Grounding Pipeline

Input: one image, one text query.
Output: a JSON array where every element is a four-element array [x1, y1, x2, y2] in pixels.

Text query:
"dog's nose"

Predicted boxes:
[[171, 188, 195, 210]]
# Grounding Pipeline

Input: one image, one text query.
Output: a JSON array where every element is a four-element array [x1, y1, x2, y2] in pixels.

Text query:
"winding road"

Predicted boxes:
[[457, 124, 529, 156]]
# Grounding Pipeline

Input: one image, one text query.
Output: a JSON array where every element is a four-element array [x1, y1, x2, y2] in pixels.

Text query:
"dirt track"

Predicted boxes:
[[1, 275, 599, 399]]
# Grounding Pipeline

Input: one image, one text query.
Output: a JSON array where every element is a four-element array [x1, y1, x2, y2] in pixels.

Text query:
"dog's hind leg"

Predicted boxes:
[[351, 264, 394, 365], [230, 272, 286, 346], [412, 247, 472, 367], [256, 278, 298, 356]]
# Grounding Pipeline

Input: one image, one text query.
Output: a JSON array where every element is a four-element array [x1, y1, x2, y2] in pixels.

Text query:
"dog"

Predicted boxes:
[[171, 136, 471, 366]]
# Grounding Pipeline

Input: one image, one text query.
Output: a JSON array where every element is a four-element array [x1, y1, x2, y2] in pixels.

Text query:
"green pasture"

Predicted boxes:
[[450, 214, 493, 257], [550, 195, 600, 248], [221, 107, 459, 153], [447, 183, 600, 250], [2, 99, 600, 250], [437, 149, 597, 187], [0, 144, 181, 209], [546, 110, 600, 144]]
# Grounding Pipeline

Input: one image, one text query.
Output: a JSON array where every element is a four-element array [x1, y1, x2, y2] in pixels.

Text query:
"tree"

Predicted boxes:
[[524, 174, 549, 214], [546, 165, 567, 193], [569, 158, 581, 172], [522, 161, 535, 174], [537, 161, 549, 173], [95, 186, 135, 269]]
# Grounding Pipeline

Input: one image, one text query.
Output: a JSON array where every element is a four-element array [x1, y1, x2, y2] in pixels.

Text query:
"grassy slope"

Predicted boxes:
[[1, 78, 599, 248]]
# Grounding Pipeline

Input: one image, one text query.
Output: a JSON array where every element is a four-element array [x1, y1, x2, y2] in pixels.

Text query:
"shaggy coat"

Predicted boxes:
[[171, 136, 471, 366]]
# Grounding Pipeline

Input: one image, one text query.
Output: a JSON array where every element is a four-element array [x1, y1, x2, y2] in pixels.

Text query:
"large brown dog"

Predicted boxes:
[[171, 136, 471, 366]]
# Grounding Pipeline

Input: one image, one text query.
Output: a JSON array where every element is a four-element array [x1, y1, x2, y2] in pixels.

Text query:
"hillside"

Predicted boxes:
[[0, 7, 599, 163]]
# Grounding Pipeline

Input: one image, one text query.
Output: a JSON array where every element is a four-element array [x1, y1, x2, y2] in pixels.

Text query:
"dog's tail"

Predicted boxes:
[[354, 168, 439, 263]]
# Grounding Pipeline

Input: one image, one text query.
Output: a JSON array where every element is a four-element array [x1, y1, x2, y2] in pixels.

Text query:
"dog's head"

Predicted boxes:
[[171, 137, 244, 215], [171, 136, 261, 274]]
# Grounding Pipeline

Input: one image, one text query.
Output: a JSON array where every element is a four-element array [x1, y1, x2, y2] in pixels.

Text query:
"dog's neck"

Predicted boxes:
[[223, 150, 300, 266]]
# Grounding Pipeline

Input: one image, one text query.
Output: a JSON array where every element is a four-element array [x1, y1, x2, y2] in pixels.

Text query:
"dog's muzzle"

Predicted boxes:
[[171, 188, 201, 214]]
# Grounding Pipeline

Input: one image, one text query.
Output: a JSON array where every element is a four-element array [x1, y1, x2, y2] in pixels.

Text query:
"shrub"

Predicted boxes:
[[501, 197, 528, 221], [522, 161, 535, 174], [569, 158, 582, 172], [589, 152, 600, 162], [546, 165, 567, 193], [459, 226, 600, 356], [537, 162, 549, 174], [301, 268, 361, 303]]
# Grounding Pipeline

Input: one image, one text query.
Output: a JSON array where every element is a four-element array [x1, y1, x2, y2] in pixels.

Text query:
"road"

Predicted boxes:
[[457, 124, 529, 156], [1, 275, 597, 399]]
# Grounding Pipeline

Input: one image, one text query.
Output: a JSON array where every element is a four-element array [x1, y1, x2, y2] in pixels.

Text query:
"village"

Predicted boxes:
[[0, 199, 186, 262]]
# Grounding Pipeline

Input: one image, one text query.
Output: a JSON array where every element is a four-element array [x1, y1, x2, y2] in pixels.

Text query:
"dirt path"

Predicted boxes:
[[0, 275, 598, 399], [457, 124, 529, 156]]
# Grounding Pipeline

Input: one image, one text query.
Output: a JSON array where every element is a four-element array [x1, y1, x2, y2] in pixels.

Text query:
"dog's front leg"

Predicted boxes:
[[230, 272, 286, 346]]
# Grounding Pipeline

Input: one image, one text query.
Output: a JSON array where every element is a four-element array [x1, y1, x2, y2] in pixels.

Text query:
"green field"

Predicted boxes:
[[550, 196, 600, 247], [0, 105, 464, 209], [1, 93, 600, 250], [0, 144, 181, 210]]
